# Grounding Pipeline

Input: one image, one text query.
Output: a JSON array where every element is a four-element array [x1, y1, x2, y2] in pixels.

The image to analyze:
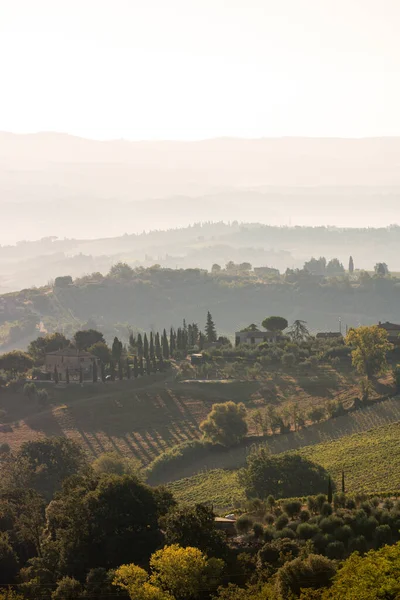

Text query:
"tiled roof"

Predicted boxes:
[[46, 348, 94, 358]]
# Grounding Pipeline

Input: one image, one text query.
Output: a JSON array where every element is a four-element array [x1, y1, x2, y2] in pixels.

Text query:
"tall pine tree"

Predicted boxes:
[[162, 329, 170, 359], [349, 256, 354, 274], [169, 327, 176, 357], [126, 358, 131, 379], [155, 332, 162, 359], [137, 333, 143, 358], [205, 311, 217, 342], [149, 332, 155, 360], [118, 360, 123, 380], [143, 333, 149, 360], [139, 356, 144, 376], [133, 355, 139, 378]]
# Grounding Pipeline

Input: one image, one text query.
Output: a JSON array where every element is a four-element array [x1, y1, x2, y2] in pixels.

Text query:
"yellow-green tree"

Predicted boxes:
[[113, 564, 173, 600], [345, 325, 393, 379], [150, 544, 224, 599], [200, 402, 247, 446], [114, 545, 224, 600], [323, 541, 400, 599]]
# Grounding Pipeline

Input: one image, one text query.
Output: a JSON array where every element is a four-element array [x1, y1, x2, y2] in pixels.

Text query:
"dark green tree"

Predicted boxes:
[[16, 437, 88, 500], [162, 329, 170, 359], [162, 504, 227, 558], [79, 366, 83, 384], [205, 311, 217, 343], [54, 365, 59, 384], [28, 333, 70, 363], [88, 342, 111, 365], [149, 332, 155, 360], [152, 357, 157, 374], [118, 360, 123, 380], [137, 333, 143, 358], [155, 332, 162, 359], [0, 351, 33, 377], [133, 356, 139, 378], [74, 329, 104, 350], [126, 358, 131, 379], [66, 366, 70, 384], [170, 327, 176, 356], [128, 332, 137, 354], [112, 337, 123, 362], [262, 316, 288, 339], [101, 362, 106, 383], [349, 256, 354, 274], [143, 334, 149, 360], [139, 357, 144, 376]]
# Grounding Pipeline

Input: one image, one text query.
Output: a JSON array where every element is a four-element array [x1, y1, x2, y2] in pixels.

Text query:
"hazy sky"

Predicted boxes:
[[1, 0, 399, 140]]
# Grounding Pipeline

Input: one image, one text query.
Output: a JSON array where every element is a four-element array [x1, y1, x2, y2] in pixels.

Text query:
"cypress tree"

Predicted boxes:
[[149, 332, 155, 360], [139, 356, 144, 376], [177, 328, 182, 350], [79, 366, 83, 384], [169, 327, 175, 356], [143, 333, 149, 360], [66, 366, 70, 384], [205, 311, 217, 342], [341, 470, 345, 494], [145, 356, 151, 375], [112, 337, 123, 362], [152, 356, 157, 374], [162, 329, 170, 359], [101, 362, 106, 383], [110, 360, 115, 381], [137, 333, 143, 358], [327, 476, 333, 504], [92, 361, 98, 383], [54, 365, 59, 384], [133, 355, 139, 378], [128, 332, 136, 353], [349, 256, 354, 274], [126, 358, 131, 379], [155, 332, 162, 359], [118, 360, 123, 380], [158, 356, 164, 371], [199, 331, 205, 350]]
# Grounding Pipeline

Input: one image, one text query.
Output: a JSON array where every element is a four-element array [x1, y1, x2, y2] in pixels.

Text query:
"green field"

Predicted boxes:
[[167, 420, 400, 506]]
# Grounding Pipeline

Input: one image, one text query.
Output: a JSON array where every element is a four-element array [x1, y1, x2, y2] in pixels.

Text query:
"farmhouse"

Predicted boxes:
[[235, 329, 275, 346], [316, 332, 343, 340], [378, 321, 400, 344], [45, 348, 98, 375]]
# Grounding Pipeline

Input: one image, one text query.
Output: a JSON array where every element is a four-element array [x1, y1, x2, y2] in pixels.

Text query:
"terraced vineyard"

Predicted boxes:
[[167, 420, 400, 506]]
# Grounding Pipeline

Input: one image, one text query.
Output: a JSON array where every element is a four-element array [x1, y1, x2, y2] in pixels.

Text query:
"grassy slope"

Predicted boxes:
[[167, 420, 400, 506]]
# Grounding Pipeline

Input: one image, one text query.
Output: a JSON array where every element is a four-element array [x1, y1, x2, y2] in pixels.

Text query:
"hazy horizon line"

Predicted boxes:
[[3, 130, 400, 143]]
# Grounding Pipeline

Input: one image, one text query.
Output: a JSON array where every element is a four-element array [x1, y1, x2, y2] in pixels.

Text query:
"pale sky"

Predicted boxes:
[[1, 0, 399, 140]]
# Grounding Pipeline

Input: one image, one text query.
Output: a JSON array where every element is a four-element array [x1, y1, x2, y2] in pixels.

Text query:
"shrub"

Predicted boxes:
[[333, 493, 346, 510], [283, 501, 302, 519], [282, 353, 296, 368], [240, 450, 330, 500], [200, 402, 248, 447], [320, 502, 333, 517], [348, 535, 368, 554], [275, 514, 289, 531], [300, 510, 311, 522], [275, 554, 336, 598], [253, 523, 264, 539], [264, 513, 275, 525], [274, 527, 296, 540], [334, 525, 353, 544], [263, 527, 275, 543], [375, 524, 392, 547], [236, 515, 253, 535], [325, 540, 345, 560], [297, 523, 319, 540]]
